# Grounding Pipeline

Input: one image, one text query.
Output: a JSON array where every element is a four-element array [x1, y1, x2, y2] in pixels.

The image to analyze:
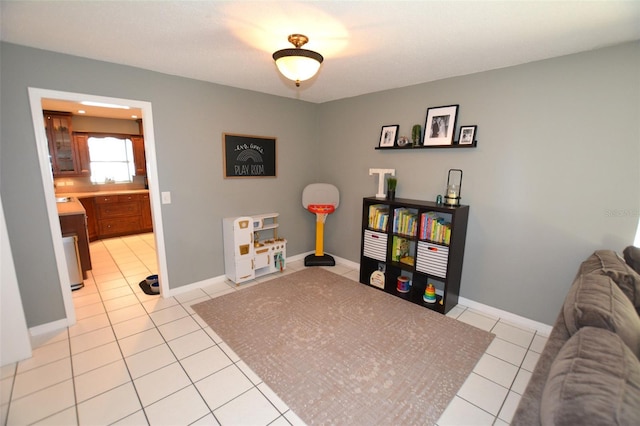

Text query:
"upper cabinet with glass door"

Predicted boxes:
[[44, 111, 89, 177]]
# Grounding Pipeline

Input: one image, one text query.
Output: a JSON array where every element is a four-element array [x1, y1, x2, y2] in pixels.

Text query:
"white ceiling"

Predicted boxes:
[[2, 1, 639, 105]]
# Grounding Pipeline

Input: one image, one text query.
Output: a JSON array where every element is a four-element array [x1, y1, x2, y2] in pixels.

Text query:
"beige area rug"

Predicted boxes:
[[192, 268, 494, 425]]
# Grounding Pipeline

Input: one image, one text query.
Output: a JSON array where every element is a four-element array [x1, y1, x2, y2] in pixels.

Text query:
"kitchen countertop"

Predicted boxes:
[[56, 197, 86, 216], [55, 189, 149, 216]]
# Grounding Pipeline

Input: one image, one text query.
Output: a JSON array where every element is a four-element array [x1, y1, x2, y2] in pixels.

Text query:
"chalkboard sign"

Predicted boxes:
[[223, 133, 277, 178]]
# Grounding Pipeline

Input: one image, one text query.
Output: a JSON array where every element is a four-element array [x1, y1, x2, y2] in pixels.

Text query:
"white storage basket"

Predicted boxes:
[[416, 241, 449, 278], [363, 230, 388, 261]]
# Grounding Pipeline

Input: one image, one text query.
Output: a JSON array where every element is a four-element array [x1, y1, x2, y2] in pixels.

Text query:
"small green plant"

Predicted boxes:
[[387, 177, 397, 191], [411, 124, 422, 146]]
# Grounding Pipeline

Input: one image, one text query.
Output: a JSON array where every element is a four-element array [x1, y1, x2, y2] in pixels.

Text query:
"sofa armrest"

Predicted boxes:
[[511, 311, 570, 426]]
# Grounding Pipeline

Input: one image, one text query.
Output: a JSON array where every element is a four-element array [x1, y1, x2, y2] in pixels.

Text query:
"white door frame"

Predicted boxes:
[[28, 88, 169, 327]]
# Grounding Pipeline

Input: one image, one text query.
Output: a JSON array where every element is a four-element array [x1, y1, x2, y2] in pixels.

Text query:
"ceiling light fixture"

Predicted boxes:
[[272, 34, 323, 87]]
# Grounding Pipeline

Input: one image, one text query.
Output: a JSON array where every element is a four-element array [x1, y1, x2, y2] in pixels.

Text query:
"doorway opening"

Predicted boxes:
[[28, 88, 169, 326]]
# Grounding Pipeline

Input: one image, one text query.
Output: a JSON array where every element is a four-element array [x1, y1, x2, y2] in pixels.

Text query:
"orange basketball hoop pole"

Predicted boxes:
[[308, 204, 334, 257], [302, 183, 340, 267], [315, 217, 325, 256], [305, 204, 335, 266]]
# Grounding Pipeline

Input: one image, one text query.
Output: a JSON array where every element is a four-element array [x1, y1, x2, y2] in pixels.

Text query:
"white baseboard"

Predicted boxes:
[[330, 254, 360, 270], [164, 251, 319, 298], [29, 318, 69, 336], [287, 252, 311, 263], [164, 274, 228, 298], [458, 297, 553, 336]]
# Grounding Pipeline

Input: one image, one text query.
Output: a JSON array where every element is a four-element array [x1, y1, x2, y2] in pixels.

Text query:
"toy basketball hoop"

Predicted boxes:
[[308, 204, 335, 220], [303, 184, 339, 266]]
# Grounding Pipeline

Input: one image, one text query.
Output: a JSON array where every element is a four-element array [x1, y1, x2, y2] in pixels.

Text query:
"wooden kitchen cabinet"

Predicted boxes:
[[96, 194, 142, 237], [98, 216, 142, 236], [72, 133, 91, 176], [117, 193, 140, 203], [92, 193, 152, 238], [59, 212, 92, 279], [131, 136, 146, 176], [44, 111, 90, 177], [44, 111, 75, 176], [78, 197, 98, 241], [140, 193, 153, 230]]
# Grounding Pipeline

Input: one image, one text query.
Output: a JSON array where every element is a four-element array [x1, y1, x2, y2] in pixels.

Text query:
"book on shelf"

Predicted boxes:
[[393, 208, 418, 236], [368, 204, 389, 231], [420, 212, 452, 245], [391, 236, 410, 262]]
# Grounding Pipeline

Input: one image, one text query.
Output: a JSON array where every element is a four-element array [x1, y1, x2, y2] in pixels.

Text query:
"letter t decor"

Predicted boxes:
[[369, 168, 396, 198]]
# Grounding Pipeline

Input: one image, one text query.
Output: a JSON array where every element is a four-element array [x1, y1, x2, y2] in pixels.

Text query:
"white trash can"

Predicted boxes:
[[62, 235, 84, 290]]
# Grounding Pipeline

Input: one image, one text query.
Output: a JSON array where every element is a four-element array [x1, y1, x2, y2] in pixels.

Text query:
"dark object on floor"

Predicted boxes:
[[304, 253, 335, 266], [139, 280, 159, 295]]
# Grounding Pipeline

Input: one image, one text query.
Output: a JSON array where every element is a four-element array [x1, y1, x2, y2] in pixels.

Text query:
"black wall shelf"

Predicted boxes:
[[375, 141, 477, 150]]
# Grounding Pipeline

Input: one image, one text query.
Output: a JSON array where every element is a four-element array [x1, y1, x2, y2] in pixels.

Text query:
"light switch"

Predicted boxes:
[[161, 191, 171, 204]]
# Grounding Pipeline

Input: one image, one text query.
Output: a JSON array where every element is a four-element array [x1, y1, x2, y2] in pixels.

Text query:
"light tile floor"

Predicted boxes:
[[1, 233, 548, 425]]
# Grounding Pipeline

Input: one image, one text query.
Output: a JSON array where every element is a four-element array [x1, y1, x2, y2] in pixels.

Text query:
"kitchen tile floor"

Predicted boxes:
[[1, 233, 548, 425]]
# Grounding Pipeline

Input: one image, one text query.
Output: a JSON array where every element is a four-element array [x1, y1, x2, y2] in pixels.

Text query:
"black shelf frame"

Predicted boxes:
[[359, 197, 469, 314]]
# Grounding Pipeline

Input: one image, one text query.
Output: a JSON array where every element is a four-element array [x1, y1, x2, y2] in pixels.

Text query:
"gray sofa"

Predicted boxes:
[[512, 248, 640, 425]]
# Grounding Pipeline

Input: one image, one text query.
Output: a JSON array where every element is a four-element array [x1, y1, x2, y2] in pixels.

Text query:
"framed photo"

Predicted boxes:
[[379, 125, 399, 148], [458, 125, 477, 145], [223, 133, 277, 178], [423, 105, 459, 146]]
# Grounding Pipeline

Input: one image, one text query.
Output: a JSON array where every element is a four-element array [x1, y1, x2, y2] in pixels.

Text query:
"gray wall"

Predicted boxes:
[[1, 43, 320, 327], [318, 41, 640, 324], [2, 41, 638, 328]]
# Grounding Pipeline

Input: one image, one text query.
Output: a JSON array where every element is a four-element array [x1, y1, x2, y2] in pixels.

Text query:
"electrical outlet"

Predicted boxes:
[[161, 191, 171, 204]]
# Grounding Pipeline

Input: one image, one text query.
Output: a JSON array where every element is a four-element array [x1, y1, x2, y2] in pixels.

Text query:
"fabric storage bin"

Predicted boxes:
[[416, 241, 449, 278], [363, 230, 388, 261]]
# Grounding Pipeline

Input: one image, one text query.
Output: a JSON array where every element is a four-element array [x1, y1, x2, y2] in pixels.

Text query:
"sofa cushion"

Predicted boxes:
[[541, 327, 640, 426], [563, 273, 640, 357], [578, 250, 628, 275], [578, 250, 640, 314], [623, 245, 640, 274]]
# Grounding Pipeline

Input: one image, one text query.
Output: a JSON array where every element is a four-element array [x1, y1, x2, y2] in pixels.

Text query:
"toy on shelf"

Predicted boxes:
[[397, 276, 411, 293], [370, 270, 385, 289], [423, 283, 437, 303]]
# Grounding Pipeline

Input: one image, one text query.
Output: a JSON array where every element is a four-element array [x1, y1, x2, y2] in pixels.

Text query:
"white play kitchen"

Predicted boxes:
[[223, 213, 286, 284]]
